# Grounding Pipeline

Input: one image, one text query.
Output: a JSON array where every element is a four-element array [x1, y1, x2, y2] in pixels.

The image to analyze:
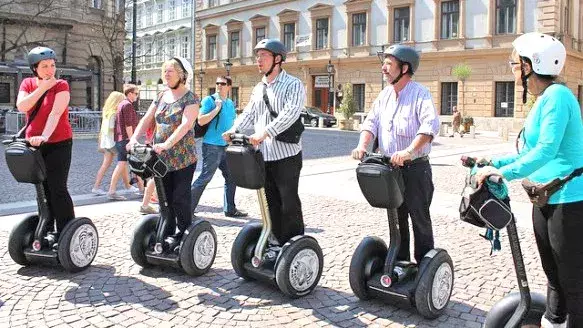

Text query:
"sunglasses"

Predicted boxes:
[[216, 82, 228, 86]]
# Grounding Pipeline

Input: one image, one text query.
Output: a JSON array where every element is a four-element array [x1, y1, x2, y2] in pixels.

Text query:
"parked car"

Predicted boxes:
[[300, 106, 337, 128]]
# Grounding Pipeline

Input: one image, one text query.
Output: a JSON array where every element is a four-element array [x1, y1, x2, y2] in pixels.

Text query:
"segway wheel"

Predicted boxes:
[[8, 214, 39, 266], [483, 292, 546, 328], [414, 250, 454, 319], [180, 220, 217, 276], [275, 236, 324, 298], [349, 236, 387, 300], [130, 214, 159, 268], [58, 217, 99, 272], [231, 222, 262, 281]]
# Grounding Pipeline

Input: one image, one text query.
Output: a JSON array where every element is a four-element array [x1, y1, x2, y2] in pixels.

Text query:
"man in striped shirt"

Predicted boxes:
[[223, 39, 305, 246], [351, 44, 440, 264]]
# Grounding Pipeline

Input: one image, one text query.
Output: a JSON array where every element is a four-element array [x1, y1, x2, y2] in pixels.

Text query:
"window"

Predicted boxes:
[[229, 31, 240, 58], [496, 0, 516, 34], [168, 0, 176, 21], [208, 0, 217, 8], [208, 87, 216, 96], [255, 27, 266, 46], [315, 18, 328, 50], [157, 3, 164, 23], [564, 1, 570, 35], [495, 82, 515, 117], [124, 44, 132, 71], [441, 1, 459, 39], [146, 4, 153, 26], [352, 13, 366, 46], [353, 84, 365, 112], [136, 10, 142, 28], [156, 40, 164, 63], [393, 7, 410, 42], [181, 35, 189, 58], [440, 82, 458, 115], [283, 23, 295, 52], [167, 37, 176, 57], [207, 35, 217, 60], [0, 83, 9, 103], [125, 10, 132, 30], [115, 0, 123, 13], [182, 0, 190, 18], [91, 0, 101, 9], [231, 87, 239, 109], [144, 40, 153, 65]]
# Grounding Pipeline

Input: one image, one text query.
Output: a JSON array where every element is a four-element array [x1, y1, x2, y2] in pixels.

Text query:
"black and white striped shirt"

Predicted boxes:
[[232, 70, 305, 162]]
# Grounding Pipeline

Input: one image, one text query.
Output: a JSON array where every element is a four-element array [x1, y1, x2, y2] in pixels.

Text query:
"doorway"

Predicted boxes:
[[312, 75, 333, 114]]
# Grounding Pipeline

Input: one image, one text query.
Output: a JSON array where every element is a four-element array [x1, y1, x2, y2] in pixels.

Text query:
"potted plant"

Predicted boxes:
[[338, 83, 356, 130], [462, 116, 474, 132]]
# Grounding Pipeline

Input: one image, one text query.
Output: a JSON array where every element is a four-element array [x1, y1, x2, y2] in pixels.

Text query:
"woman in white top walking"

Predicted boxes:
[[92, 91, 125, 195]]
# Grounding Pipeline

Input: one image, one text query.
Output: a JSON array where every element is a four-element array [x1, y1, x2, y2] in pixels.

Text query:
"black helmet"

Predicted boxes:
[[254, 39, 287, 62], [383, 44, 420, 74], [27, 46, 57, 76]]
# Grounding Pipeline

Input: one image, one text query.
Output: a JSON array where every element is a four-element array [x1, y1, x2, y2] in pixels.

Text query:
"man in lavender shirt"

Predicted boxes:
[[351, 44, 440, 264]]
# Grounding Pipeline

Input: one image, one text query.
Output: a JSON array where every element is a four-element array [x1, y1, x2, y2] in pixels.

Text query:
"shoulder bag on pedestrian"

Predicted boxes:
[[194, 94, 220, 138], [4, 92, 48, 184], [521, 168, 583, 207], [262, 83, 304, 144]]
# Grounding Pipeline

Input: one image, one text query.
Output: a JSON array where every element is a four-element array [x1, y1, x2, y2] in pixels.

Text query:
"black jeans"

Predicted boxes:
[[264, 152, 304, 245], [396, 160, 435, 264], [533, 200, 583, 326], [40, 139, 75, 232], [161, 163, 196, 235]]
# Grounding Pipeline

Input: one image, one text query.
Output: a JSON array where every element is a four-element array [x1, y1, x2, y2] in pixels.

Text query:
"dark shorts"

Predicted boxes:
[[115, 140, 129, 161]]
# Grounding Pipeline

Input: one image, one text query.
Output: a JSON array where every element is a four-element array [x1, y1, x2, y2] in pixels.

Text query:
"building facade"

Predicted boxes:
[[129, 0, 583, 131], [0, 0, 125, 110]]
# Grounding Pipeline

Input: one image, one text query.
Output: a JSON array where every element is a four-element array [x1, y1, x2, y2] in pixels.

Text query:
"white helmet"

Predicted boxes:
[[512, 32, 566, 76], [172, 56, 193, 89]]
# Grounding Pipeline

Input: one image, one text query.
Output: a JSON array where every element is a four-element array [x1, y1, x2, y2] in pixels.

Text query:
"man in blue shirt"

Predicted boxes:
[[191, 76, 247, 217]]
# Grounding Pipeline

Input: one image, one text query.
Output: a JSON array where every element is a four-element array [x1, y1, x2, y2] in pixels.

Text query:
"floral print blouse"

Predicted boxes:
[[154, 90, 199, 171]]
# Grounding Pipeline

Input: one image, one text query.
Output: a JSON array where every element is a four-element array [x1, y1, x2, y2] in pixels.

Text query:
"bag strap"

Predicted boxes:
[[16, 91, 47, 138], [210, 94, 220, 129], [262, 83, 278, 119], [546, 167, 583, 195]]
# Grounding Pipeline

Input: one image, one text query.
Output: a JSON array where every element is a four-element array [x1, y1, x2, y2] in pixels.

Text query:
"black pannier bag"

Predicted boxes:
[[5, 140, 46, 184], [128, 149, 168, 180], [225, 143, 265, 190], [459, 176, 513, 231], [356, 157, 405, 209]]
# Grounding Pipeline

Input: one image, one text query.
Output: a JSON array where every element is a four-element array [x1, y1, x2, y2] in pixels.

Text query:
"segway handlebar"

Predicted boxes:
[[461, 156, 503, 184], [129, 143, 155, 155], [362, 152, 412, 166], [229, 133, 250, 145], [2, 138, 30, 146]]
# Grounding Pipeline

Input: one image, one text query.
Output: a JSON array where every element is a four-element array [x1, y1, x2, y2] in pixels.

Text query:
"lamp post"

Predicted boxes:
[[197, 66, 205, 96], [326, 59, 335, 114], [224, 58, 233, 97], [380, 45, 385, 89]]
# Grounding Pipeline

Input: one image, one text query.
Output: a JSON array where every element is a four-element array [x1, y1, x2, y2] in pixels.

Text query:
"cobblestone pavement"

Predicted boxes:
[[0, 130, 546, 328]]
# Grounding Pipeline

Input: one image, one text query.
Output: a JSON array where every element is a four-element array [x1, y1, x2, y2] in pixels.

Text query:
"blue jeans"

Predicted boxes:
[[191, 143, 236, 213]]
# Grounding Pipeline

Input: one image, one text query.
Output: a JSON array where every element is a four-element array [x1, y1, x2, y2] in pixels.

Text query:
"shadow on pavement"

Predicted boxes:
[[17, 265, 178, 312], [195, 212, 325, 234]]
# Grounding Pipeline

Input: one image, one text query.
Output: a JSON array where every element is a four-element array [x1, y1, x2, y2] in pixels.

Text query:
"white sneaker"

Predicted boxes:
[[123, 186, 140, 194], [91, 188, 107, 196], [541, 316, 567, 328]]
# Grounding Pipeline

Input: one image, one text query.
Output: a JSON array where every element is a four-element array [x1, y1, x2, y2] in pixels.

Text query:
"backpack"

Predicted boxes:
[[194, 95, 220, 138]]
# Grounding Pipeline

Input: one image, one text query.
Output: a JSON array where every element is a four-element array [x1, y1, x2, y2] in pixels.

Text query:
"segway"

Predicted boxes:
[[226, 134, 323, 298], [3, 138, 99, 272], [128, 144, 217, 276], [349, 153, 454, 319], [460, 156, 545, 328]]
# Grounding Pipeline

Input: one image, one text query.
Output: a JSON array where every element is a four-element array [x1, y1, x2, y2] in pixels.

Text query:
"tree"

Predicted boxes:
[[452, 63, 472, 116], [338, 83, 356, 120]]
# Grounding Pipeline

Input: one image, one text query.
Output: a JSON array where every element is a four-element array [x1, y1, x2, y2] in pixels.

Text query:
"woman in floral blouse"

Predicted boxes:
[[128, 57, 199, 243]]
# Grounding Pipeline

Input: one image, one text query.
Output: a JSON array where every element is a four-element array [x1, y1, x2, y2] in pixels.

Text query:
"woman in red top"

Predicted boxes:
[[16, 46, 74, 233]]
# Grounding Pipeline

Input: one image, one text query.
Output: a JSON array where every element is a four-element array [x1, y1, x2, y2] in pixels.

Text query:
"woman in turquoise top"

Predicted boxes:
[[128, 57, 200, 246], [476, 33, 583, 328]]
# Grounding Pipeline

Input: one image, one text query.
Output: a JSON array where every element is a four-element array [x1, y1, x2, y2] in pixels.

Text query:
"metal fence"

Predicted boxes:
[[5, 111, 103, 135]]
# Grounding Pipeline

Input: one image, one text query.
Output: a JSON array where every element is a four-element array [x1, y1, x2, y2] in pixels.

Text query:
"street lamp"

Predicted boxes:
[[224, 58, 233, 76], [326, 59, 335, 114], [380, 45, 386, 89], [197, 66, 205, 96]]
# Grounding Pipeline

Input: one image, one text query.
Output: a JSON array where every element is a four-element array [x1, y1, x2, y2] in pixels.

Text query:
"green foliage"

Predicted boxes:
[[338, 82, 356, 120], [452, 63, 472, 81]]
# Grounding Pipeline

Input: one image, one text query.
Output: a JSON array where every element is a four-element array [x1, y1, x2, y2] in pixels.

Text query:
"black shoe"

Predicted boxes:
[[224, 210, 248, 218]]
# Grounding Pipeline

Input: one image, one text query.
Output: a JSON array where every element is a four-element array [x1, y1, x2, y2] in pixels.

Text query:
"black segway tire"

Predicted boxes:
[[180, 220, 217, 276], [275, 236, 324, 298], [231, 222, 262, 281], [58, 217, 99, 272], [349, 236, 387, 300], [483, 292, 546, 328], [414, 250, 454, 319], [8, 214, 39, 266], [130, 214, 159, 268]]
